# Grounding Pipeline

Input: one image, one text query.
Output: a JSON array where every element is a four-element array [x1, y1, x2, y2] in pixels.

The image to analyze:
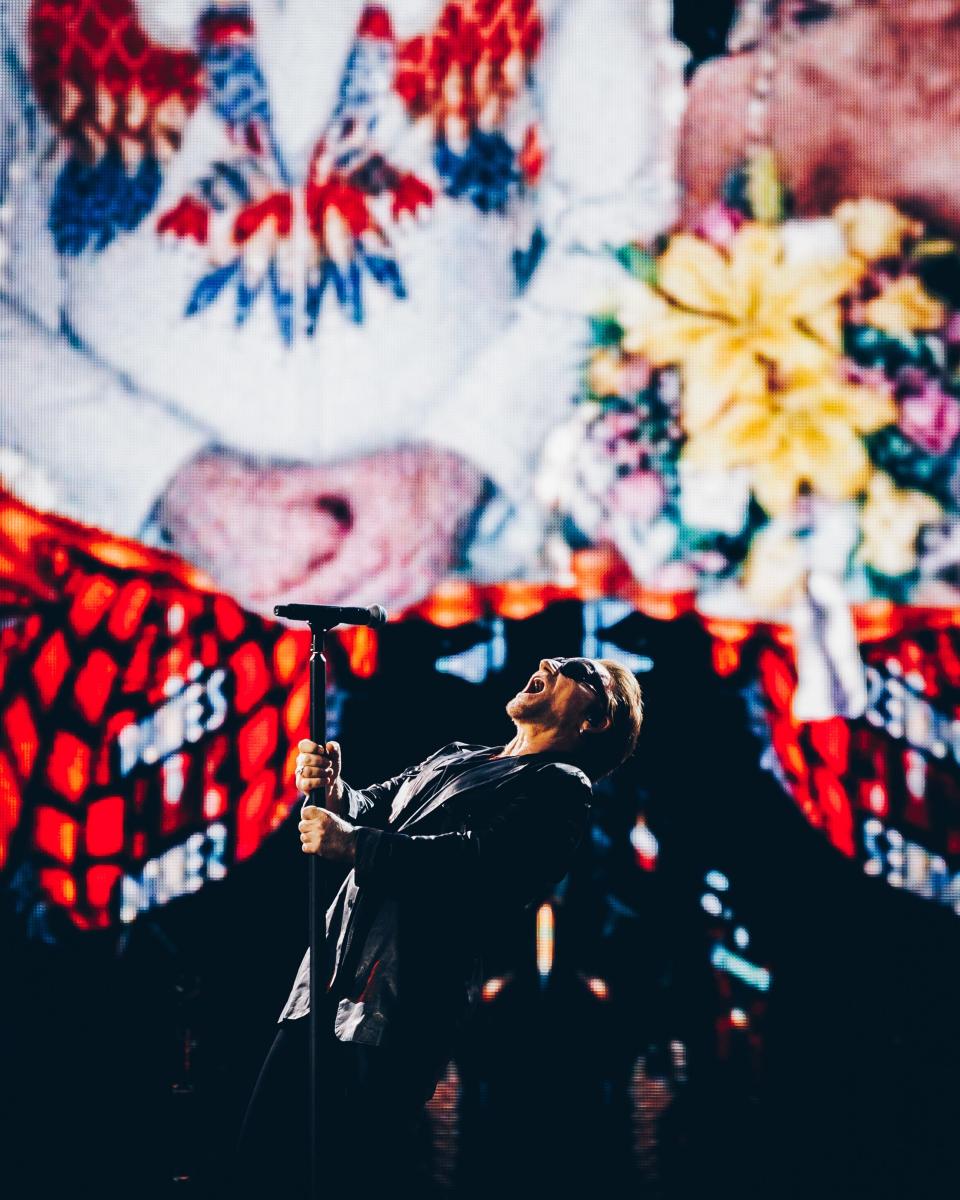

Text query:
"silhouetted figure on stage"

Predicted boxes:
[[235, 656, 644, 1198]]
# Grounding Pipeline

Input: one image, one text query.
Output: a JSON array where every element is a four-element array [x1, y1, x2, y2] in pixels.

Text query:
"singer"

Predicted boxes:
[[235, 657, 643, 1198]]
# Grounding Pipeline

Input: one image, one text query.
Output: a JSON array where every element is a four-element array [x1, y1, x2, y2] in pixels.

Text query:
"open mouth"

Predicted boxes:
[[522, 674, 547, 694]]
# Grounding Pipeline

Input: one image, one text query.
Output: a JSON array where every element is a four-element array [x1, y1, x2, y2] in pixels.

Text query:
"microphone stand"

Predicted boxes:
[[276, 613, 331, 1200], [306, 622, 329, 1200], [274, 602, 385, 1199]]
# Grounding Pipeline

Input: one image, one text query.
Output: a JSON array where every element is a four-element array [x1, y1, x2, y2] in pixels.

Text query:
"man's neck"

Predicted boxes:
[[500, 724, 576, 760]]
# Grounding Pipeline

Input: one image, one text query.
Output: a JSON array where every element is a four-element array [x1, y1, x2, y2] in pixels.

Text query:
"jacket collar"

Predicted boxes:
[[393, 743, 588, 831]]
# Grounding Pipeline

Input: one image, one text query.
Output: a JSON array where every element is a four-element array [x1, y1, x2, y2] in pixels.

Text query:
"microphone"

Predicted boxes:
[[273, 603, 388, 628]]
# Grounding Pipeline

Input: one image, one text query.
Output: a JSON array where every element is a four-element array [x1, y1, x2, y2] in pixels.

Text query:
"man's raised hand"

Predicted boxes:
[[295, 739, 343, 808], [299, 806, 357, 864]]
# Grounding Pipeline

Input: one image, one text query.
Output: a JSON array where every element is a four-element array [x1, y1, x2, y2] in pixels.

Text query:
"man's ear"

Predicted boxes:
[[582, 712, 612, 735]]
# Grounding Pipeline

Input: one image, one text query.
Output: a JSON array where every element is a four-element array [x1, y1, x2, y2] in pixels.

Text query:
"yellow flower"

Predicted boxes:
[[683, 374, 895, 515], [620, 224, 863, 434], [862, 276, 946, 340], [833, 198, 922, 261], [858, 472, 941, 577], [587, 348, 624, 398]]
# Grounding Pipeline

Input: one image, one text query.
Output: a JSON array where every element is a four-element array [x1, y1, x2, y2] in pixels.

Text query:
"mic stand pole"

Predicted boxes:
[[308, 623, 329, 1198], [289, 619, 332, 1199], [274, 601, 386, 1197]]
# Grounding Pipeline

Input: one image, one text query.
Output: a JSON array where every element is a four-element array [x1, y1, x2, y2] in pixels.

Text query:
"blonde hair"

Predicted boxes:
[[586, 660, 644, 779]]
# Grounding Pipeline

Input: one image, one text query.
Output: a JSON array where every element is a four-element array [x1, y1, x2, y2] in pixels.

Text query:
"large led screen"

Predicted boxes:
[[3, 2, 960, 1193]]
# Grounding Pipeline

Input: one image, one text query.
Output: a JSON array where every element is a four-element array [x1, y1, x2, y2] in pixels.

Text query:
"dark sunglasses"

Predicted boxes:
[[556, 658, 609, 716]]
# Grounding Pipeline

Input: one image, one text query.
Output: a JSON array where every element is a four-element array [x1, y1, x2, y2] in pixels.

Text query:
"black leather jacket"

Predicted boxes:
[[278, 742, 592, 1053]]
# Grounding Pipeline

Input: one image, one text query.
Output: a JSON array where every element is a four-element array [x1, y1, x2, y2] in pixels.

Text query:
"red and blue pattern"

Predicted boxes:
[[394, 0, 545, 211], [29, 0, 203, 254], [29, 0, 546, 337], [195, 7, 284, 172], [158, 5, 432, 340], [158, 6, 298, 339]]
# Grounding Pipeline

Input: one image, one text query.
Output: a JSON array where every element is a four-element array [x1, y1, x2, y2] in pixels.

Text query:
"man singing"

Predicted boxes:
[[236, 656, 643, 1197]]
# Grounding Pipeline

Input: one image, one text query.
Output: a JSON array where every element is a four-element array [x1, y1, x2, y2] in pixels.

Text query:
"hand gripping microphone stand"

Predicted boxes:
[[273, 602, 387, 1197]]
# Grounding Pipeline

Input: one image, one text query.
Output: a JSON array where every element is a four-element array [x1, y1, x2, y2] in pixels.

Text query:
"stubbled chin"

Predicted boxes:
[[506, 693, 541, 717]]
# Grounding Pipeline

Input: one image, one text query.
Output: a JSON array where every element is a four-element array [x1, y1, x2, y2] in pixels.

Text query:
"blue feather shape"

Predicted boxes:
[[235, 266, 266, 326], [269, 259, 295, 345], [435, 130, 519, 215], [305, 262, 332, 335], [50, 148, 163, 255], [330, 262, 349, 308], [346, 257, 364, 324], [122, 156, 162, 233], [92, 152, 127, 251], [49, 156, 93, 254], [201, 34, 287, 180], [204, 46, 268, 126], [513, 224, 547, 292], [362, 252, 390, 285], [363, 252, 406, 300], [185, 260, 241, 316], [211, 160, 253, 204]]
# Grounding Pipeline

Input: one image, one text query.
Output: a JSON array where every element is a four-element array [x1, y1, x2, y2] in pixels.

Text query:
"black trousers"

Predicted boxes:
[[234, 1006, 442, 1199]]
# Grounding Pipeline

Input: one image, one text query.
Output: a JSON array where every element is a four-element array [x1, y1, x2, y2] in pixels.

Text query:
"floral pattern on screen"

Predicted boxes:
[[29, 0, 546, 339], [538, 177, 960, 622]]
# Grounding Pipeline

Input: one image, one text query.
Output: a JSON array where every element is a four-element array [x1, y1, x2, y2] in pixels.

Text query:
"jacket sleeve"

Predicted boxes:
[[338, 769, 419, 827], [301, 744, 460, 828], [352, 762, 592, 906]]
